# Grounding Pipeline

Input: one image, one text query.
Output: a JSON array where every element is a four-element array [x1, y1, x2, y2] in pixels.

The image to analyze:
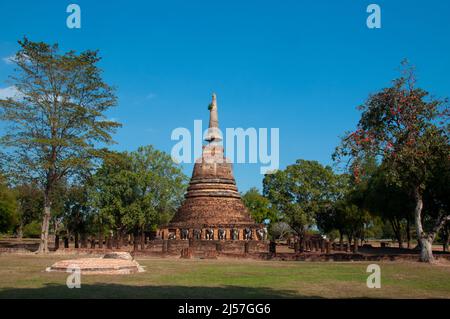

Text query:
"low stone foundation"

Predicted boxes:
[[145, 239, 269, 256], [46, 252, 144, 275]]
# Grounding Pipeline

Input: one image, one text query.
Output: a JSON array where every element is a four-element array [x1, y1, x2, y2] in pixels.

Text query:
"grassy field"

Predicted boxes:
[[0, 254, 449, 298]]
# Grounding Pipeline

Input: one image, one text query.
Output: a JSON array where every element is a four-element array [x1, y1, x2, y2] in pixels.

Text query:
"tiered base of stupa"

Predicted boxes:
[[160, 145, 266, 243], [155, 153, 269, 255]]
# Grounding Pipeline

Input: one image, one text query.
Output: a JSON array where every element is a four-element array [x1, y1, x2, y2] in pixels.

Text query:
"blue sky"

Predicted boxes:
[[1, 0, 449, 191]]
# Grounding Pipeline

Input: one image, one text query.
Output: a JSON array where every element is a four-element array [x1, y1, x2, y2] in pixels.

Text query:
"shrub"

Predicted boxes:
[[23, 221, 41, 238]]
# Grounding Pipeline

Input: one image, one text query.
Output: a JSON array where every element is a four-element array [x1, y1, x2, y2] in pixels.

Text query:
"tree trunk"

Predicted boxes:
[[419, 237, 434, 263], [116, 231, 122, 249], [339, 233, 343, 251], [442, 225, 449, 252], [140, 229, 145, 250], [37, 193, 51, 253], [390, 219, 403, 249], [406, 218, 411, 249], [347, 235, 352, 252], [300, 236, 306, 252], [81, 233, 87, 248], [353, 237, 359, 253], [414, 187, 434, 263], [17, 221, 23, 239], [294, 240, 300, 252], [54, 235, 59, 250], [107, 232, 112, 249], [98, 231, 103, 249], [74, 233, 79, 248], [133, 230, 139, 251]]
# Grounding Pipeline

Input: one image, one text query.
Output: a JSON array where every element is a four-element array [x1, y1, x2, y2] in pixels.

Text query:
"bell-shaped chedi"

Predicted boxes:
[[168, 93, 257, 233]]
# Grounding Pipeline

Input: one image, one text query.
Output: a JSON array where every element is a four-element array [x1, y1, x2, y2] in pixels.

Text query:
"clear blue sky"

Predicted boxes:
[[1, 0, 449, 191]]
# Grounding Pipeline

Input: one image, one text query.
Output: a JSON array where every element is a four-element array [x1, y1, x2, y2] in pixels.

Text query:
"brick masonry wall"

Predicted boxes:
[[143, 240, 269, 255]]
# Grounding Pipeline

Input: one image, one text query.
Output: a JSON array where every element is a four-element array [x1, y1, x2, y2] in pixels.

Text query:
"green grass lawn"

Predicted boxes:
[[0, 254, 449, 298]]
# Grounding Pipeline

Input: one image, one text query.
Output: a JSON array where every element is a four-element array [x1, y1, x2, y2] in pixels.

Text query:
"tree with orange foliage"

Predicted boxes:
[[334, 61, 449, 262]]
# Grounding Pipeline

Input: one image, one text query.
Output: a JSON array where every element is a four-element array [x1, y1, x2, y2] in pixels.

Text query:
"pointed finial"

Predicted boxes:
[[208, 92, 217, 111], [205, 92, 221, 142]]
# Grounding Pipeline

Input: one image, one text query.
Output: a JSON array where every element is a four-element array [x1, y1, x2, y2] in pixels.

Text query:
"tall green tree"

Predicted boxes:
[[242, 187, 277, 224], [263, 160, 345, 241], [91, 146, 187, 248], [0, 38, 120, 252], [90, 152, 131, 247], [127, 145, 187, 238], [334, 62, 449, 262]]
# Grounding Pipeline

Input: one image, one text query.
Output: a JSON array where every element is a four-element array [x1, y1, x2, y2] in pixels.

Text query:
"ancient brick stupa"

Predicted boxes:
[[161, 93, 263, 242]]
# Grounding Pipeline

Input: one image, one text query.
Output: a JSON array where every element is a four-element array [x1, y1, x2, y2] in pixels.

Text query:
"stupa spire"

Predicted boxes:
[[209, 93, 218, 128], [205, 92, 222, 142]]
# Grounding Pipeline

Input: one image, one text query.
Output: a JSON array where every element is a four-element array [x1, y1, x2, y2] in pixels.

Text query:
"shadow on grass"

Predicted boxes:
[[0, 283, 321, 299]]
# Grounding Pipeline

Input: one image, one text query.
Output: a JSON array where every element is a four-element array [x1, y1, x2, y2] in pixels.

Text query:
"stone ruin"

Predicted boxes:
[[156, 93, 269, 256], [46, 252, 144, 275]]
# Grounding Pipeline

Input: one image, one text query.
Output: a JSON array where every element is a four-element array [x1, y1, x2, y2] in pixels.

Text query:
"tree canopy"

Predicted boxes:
[[91, 146, 187, 246], [242, 187, 277, 224], [333, 62, 450, 262], [263, 159, 346, 238]]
